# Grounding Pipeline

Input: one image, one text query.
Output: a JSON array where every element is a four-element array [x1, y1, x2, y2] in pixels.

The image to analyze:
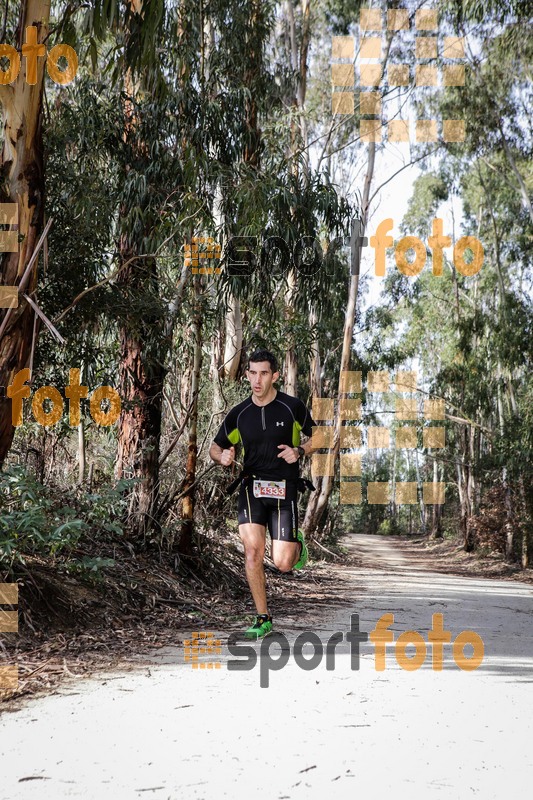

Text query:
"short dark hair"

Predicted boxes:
[[248, 349, 279, 373]]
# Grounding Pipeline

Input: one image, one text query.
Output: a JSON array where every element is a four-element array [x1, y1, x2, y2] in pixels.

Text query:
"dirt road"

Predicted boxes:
[[1, 534, 533, 799]]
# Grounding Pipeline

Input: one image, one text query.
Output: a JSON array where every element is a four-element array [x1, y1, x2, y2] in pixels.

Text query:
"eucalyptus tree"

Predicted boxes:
[[78, 0, 282, 536], [0, 0, 54, 465], [432, 0, 533, 560]]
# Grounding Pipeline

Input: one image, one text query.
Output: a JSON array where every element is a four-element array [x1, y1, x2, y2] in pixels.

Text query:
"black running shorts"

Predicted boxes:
[[237, 479, 299, 542]]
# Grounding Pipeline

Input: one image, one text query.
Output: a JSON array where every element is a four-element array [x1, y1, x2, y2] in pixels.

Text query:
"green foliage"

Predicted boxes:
[[401, 175, 449, 238], [0, 467, 84, 567], [64, 555, 116, 582], [0, 467, 132, 576], [2, 0, 530, 562]]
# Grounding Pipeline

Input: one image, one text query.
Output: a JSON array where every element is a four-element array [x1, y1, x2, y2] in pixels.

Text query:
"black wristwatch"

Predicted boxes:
[[297, 446, 305, 458]]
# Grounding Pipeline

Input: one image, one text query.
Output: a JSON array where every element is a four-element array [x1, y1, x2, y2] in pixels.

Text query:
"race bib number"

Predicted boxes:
[[253, 480, 286, 499]]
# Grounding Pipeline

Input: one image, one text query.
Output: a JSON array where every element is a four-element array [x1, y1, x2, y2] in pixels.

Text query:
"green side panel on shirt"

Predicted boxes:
[[228, 428, 241, 446], [293, 420, 302, 446]]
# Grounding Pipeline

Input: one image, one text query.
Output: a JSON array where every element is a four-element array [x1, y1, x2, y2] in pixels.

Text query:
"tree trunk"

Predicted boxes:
[[518, 478, 531, 569], [115, 261, 165, 533], [308, 306, 321, 398], [414, 445, 426, 534], [178, 276, 203, 556], [0, 0, 50, 466], [303, 144, 374, 537], [243, 0, 262, 170], [458, 425, 474, 551], [223, 295, 243, 381], [282, 0, 311, 396], [391, 443, 397, 525], [462, 424, 478, 551], [210, 325, 224, 415], [114, 1, 167, 536], [496, 371, 514, 558], [301, 25, 397, 537], [217, 0, 263, 387], [497, 118, 533, 227], [456, 454, 469, 545], [283, 276, 298, 396], [429, 459, 443, 539], [78, 419, 86, 486]]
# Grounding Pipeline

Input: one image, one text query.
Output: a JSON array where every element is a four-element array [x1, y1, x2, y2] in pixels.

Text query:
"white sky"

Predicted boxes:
[[360, 148, 466, 310]]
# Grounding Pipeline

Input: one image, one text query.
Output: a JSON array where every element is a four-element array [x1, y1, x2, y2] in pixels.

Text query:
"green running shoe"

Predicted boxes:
[[244, 614, 273, 640], [293, 528, 308, 570]]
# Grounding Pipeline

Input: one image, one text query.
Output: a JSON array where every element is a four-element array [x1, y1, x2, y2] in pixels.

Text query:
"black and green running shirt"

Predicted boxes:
[[213, 390, 316, 481]]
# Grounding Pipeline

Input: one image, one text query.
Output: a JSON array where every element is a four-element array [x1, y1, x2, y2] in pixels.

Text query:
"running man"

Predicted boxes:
[[209, 349, 317, 639]]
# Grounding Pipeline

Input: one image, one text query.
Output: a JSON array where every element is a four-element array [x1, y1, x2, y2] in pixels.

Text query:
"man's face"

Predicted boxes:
[[246, 361, 279, 399]]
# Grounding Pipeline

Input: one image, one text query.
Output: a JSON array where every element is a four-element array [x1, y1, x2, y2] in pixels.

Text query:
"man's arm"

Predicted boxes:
[[278, 398, 319, 463], [211, 406, 239, 466], [277, 436, 318, 464], [296, 398, 318, 460], [297, 436, 317, 458], [209, 442, 235, 466]]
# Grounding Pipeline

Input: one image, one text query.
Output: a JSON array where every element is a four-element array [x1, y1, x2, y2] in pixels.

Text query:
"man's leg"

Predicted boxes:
[[269, 493, 303, 571], [239, 522, 268, 614], [271, 539, 300, 572]]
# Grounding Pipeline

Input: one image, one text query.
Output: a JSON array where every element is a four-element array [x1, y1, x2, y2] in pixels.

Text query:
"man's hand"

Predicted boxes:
[[220, 445, 235, 467], [277, 444, 299, 464]]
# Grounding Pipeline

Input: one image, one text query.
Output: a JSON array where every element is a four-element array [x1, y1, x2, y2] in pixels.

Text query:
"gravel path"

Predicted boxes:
[[1, 534, 532, 800]]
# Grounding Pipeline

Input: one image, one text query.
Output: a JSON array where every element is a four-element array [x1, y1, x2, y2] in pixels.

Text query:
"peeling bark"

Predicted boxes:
[[0, 0, 50, 466]]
